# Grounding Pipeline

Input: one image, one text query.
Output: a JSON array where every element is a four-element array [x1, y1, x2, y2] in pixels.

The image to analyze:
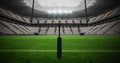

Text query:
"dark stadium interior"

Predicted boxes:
[[0, 0, 120, 63]]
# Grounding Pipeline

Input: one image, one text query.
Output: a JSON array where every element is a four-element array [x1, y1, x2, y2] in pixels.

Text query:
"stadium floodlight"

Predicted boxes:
[[63, 10, 68, 14], [47, 10, 52, 14], [68, 10, 72, 13], [47, 10, 73, 14], [52, 10, 57, 14], [58, 10, 62, 14], [47, 10, 57, 14]]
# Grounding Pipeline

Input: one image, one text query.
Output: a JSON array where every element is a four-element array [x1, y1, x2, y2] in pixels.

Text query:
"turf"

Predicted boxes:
[[0, 36, 120, 63]]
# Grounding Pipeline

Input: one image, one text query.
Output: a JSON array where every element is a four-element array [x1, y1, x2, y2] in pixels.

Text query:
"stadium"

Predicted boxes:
[[0, 0, 120, 63]]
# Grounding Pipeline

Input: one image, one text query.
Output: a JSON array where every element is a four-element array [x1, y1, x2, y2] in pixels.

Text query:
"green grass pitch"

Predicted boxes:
[[0, 36, 120, 63]]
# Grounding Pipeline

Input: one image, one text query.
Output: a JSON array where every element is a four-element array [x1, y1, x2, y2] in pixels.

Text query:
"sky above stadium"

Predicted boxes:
[[0, 0, 120, 17], [23, 0, 96, 14]]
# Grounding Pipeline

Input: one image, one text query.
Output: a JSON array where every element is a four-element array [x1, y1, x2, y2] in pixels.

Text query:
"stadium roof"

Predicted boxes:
[[0, 0, 120, 18]]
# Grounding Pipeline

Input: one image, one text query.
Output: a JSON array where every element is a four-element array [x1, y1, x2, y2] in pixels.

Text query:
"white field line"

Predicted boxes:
[[0, 50, 120, 52]]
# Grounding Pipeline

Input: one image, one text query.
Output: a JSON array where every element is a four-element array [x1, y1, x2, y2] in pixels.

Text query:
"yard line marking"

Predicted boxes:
[[0, 50, 120, 52], [62, 50, 120, 52], [0, 50, 56, 52]]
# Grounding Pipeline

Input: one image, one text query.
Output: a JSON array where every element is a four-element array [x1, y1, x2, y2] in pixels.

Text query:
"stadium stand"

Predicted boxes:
[[0, 1, 120, 35]]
